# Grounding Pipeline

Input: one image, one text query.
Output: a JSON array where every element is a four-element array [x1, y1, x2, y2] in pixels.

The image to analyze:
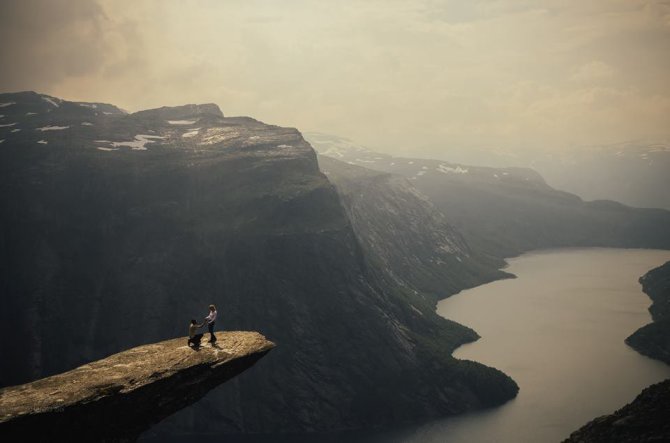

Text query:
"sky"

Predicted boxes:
[[1, 0, 669, 158]]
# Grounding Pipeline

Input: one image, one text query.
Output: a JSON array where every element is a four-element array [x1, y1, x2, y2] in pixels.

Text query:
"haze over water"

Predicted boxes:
[[407, 248, 670, 443]]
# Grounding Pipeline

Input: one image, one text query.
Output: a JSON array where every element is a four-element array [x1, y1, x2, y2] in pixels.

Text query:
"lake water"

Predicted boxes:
[[391, 248, 670, 443], [146, 248, 670, 443]]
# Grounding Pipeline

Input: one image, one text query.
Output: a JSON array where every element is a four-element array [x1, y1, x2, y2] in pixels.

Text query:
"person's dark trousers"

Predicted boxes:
[[208, 322, 216, 342], [188, 333, 203, 348]]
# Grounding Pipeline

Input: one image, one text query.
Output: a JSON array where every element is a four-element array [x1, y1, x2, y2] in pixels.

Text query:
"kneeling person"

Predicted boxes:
[[188, 319, 204, 348]]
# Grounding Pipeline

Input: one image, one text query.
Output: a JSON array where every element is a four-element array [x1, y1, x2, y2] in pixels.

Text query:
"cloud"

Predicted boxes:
[[0, 0, 669, 158], [571, 61, 616, 82], [0, 0, 145, 96]]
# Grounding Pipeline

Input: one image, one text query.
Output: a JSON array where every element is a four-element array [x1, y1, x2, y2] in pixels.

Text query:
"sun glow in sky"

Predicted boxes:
[[1, 0, 669, 157]]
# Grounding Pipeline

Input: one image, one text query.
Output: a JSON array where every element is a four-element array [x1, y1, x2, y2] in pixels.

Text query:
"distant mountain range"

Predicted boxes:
[[307, 132, 670, 259], [348, 136, 670, 210]]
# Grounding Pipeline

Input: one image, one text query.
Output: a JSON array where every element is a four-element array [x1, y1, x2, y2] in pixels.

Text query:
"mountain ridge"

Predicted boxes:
[[307, 132, 670, 259], [0, 91, 518, 437]]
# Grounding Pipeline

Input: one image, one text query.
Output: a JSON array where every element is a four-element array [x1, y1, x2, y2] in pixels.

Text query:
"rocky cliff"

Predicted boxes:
[[0, 331, 274, 442], [318, 155, 510, 299], [0, 91, 517, 437]]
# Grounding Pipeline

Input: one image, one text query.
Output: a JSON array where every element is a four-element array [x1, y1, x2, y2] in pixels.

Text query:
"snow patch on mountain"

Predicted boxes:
[[36, 125, 70, 131], [437, 164, 469, 174], [182, 128, 200, 138], [110, 134, 165, 151], [168, 120, 197, 125], [81, 122, 93, 126], [0, 123, 17, 128], [199, 127, 240, 145], [0, 102, 15, 108], [37, 140, 48, 144]]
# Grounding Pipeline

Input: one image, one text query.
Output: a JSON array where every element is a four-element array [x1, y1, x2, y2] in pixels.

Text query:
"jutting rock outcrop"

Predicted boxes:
[[0, 331, 274, 442]]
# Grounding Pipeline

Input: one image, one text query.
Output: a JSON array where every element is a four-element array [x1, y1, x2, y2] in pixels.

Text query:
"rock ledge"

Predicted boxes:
[[0, 331, 274, 441]]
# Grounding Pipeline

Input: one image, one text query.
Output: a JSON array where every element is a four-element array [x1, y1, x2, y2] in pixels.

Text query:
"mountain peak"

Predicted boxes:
[[132, 103, 224, 120]]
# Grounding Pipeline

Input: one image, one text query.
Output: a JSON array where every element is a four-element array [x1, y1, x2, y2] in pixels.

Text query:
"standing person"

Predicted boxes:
[[187, 319, 205, 348], [204, 304, 218, 343]]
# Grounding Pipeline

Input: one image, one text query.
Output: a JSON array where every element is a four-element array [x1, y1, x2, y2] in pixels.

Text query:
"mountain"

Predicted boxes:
[[528, 142, 670, 211], [626, 261, 670, 364], [0, 92, 517, 437], [362, 136, 670, 211], [306, 133, 670, 258], [564, 379, 670, 443], [317, 155, 510, 299], [0, 331, 274, 442]]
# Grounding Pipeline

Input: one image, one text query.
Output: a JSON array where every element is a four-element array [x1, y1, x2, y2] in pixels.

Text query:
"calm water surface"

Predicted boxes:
[[147, 248, 670, 443], [397, 248, 670, 443]]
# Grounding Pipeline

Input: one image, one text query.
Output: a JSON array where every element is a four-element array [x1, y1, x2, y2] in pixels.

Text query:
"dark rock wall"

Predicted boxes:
[[0, 92, 517, 437]]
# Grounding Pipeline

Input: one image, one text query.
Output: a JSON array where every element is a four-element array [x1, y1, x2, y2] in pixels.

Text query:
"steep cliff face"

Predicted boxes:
[[0, 92, 517, 436], [0, 332, 274, 442], [318, 155, 510, 299], [626, 261, 670, 364], [564, 379, 670, 443]]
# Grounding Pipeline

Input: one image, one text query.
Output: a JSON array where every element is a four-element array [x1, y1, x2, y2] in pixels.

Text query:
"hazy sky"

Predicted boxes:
[[1, 0, 669, 157]]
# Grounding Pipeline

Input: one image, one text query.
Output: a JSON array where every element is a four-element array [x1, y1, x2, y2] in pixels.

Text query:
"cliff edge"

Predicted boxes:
[[0, 331, 274, 442]]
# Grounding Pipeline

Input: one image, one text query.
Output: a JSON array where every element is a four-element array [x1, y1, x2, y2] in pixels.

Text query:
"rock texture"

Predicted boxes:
[[563, 379, 670, 443], [0, 91, 517, 437], [626, 261, 670, 364], [318, 155, 511, 298], [307, 132, 670, 259], [0, 331, 274, 442]]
